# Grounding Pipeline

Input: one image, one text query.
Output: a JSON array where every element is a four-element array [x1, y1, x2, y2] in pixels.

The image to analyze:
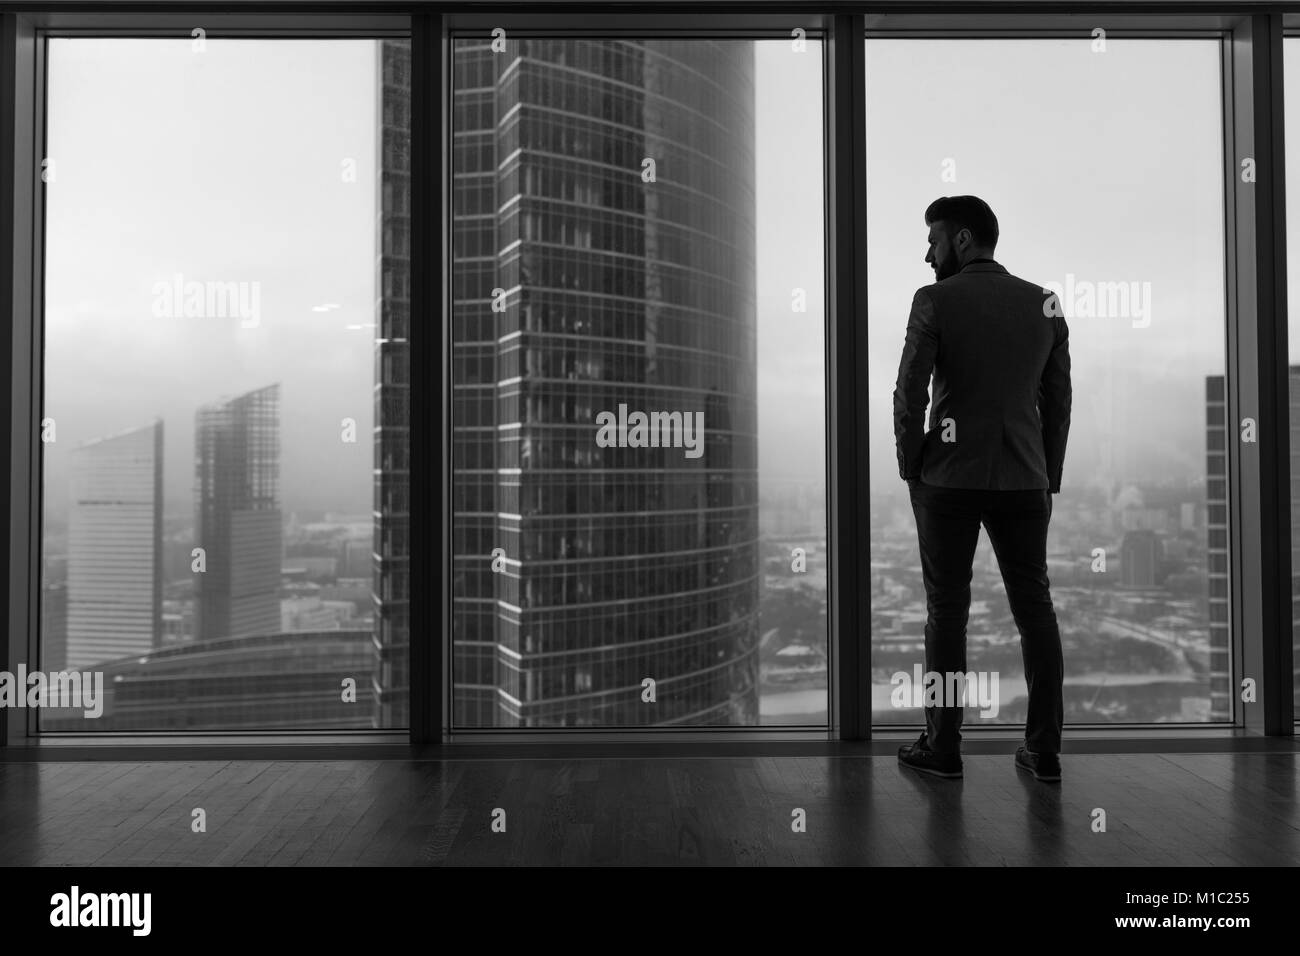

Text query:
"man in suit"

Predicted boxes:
[[893, 195, 1071, 782]]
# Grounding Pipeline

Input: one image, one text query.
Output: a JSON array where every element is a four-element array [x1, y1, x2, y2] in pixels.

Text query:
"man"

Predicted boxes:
[[893, 195, 1071, 783]]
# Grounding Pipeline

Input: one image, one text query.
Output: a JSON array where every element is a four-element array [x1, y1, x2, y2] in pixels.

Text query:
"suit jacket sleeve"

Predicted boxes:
[[1039, 303, 1072, 494], [894, 288, 938, 481]]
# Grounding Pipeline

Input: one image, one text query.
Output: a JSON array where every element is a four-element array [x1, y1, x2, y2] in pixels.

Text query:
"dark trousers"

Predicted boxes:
[[907, 479, 1064, 755]]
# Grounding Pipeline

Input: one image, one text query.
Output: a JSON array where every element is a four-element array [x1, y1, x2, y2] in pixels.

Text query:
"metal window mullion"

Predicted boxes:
[[408, 11, 446, 747], [1249, 13, 1293, 734], [1227, 13, 1294, 736], [1, 14, 39, 747], [828, 13, 869, 741]]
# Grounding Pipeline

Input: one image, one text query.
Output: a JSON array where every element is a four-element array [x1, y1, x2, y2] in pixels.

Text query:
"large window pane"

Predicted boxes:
[[1285, 36, 1300, 717], [450, 36, 827, 727], [866, 38, 1226, 726], [39, 38, 410, 730]]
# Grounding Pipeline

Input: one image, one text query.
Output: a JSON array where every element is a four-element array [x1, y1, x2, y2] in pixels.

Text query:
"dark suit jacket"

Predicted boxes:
[[893, 259, 1071, 492]]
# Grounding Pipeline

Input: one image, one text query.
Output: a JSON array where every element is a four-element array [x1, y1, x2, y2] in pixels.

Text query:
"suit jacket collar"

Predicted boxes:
[[960, 259, 1008, 275]]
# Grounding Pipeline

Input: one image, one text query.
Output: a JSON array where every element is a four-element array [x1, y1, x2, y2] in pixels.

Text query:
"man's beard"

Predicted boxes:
[[933, 253, 959, 280]]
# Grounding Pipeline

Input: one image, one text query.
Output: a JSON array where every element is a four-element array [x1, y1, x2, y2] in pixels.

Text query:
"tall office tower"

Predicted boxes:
[[1120, 530, 1160, 588], [373, 39, 412, 729], [1290, 365, 1300, 711], [1206, 374, 1230, 721], [65, 421, 163, 669], [195, 385, 282, 642], [451, 38, 760, 727]]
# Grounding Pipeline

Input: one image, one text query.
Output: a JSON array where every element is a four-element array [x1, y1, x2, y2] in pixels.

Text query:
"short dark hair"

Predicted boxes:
[[924, 195, 999, 250]]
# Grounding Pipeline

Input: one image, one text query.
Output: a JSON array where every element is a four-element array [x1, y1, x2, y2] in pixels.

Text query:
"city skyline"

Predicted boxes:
[[36, 35, 1282, 731], [41, 39, 1238, 522]]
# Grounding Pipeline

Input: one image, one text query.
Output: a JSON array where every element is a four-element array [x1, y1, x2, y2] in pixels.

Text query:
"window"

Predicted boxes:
[[39, 38, 410, 730], [449, 35, 828, 728], [11, 12, 1290, 745], [1284, 36, 1300, 717], [866, 36, 1227, 726]]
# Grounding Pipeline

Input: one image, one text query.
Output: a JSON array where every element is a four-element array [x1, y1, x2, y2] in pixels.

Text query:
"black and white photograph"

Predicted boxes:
[[0, 0, 1294, 935]]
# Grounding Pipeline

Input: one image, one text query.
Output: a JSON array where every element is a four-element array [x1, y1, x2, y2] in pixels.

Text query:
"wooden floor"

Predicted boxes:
[[1, 750, 1297, 865]]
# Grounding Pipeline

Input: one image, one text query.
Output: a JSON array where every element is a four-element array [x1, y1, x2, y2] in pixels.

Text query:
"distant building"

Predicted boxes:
[[65, 421, 163, 668], [160, 599, 193, 644], [281, 594, 349, 632], [342, 538, 371, 578], [42, 582, 68, 671], [40, 629, 374, 730], [284, 556, 339, 579], [195, 385, 282, 642], [1120, 530, 1160, 588], [321, 578, 372, 607], [1121, 508, 1169, 533]]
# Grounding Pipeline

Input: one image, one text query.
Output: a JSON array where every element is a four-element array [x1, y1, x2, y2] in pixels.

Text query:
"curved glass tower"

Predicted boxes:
[[451, 38, 759, 727]]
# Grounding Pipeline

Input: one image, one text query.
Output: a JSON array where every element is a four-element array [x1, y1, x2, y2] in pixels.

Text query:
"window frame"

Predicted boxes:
[[0, 11, 414, 747], [440, 12, 840, 742], [859, 13, 1269, 736], [0, 4, 1291, 751]]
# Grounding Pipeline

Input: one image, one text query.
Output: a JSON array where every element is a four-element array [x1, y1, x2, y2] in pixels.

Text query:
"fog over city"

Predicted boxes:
[[37, 35, 1267, 728], [43, 40, 378, 520], [44, 38, 1228, 520]]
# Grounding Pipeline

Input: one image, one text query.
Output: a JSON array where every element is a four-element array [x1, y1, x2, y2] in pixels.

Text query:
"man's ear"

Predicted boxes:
[[955, 227, 972, 252]]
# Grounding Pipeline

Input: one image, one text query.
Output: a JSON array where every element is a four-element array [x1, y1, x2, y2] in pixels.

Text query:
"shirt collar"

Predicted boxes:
[[960, 258, 1007, 274]]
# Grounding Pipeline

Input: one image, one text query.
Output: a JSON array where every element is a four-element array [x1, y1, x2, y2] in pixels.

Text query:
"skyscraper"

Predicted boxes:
[[448, 38, 760, 727], [195, 385, 282, 642], [1290, 364, 1300, 711], [65, 421, 163, 669], [373, 39, 412, 729], [1206, 374, 1230, 721], [1120, 530, 1160, 588]]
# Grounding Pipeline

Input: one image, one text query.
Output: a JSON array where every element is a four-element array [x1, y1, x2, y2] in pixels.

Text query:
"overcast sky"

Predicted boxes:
[[763, 36, 1230, 499], [1286, 38, 1300, 367], [864, 38, 1225, 499], [41, 35, 1244, 525], [44, 39, 378, 522]]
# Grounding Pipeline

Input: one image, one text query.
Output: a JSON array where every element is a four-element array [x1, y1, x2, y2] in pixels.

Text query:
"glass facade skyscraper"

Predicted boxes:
[[195, 384, 283, 643], [1207, 374, 1231, 721], [1291, 365, 1300, 711], [447, 38, 760, 727], [65, 421, 163, 669], [374, 39, 412, 729]]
